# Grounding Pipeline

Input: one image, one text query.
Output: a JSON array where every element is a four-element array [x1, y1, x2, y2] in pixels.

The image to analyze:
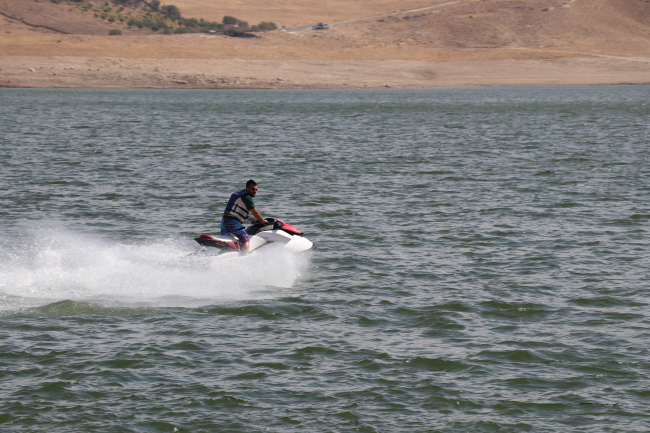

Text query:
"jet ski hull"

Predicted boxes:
[[194, 218, 313, 256]]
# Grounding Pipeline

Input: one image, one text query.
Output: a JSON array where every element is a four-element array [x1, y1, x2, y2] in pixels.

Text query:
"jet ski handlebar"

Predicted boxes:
[[252, 217, 279, 227]]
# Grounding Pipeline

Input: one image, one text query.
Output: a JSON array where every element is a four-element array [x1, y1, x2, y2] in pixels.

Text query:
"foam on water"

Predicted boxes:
[[0, 226, 310, 310]]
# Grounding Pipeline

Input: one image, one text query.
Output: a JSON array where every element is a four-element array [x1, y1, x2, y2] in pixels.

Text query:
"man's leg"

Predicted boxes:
[[222, 218, 251, 255], [231, 225, 251, 256], [242, 241, 250, 255]]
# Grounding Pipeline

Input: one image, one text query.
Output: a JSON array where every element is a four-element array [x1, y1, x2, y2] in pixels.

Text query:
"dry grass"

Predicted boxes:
[[2, 0, 650, 59], [1, 0, 649, 88]]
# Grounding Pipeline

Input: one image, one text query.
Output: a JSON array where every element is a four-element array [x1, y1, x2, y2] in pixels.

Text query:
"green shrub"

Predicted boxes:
[[201, 21, 222, 31], [223, 15, 237, 25], [141, 17, 155, 28], [253, 21, 277, 31], [163, 5, 181, 21], [108, 29, 122, 35], [182, 17, 199, 28], [127, 18, 143, 28]]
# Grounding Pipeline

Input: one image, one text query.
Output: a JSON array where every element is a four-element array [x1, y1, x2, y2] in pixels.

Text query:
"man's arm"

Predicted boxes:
[[241, 195, 266, 223], [250, 208, 267, 224]]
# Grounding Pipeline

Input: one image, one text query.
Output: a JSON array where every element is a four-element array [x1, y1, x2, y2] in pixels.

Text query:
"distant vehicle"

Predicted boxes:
[[312, 22, 329, 30], [278, 29, 286, 32]]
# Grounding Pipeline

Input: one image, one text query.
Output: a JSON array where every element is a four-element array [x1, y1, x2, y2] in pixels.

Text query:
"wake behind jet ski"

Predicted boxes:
[[194, 217, 313, 258]]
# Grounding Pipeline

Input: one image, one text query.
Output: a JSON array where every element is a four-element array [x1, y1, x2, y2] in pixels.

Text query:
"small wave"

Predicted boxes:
[[475, 349, 547, 363], [567, 297, 646, 308], [9, 300, 167, 317], [406, 356, 469, 372], [479, 301, 558, 318]]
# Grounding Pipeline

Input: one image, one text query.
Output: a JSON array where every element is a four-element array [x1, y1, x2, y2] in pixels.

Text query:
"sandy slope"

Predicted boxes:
[[1, 0, 650, 89], [2, 53, 649, 89]]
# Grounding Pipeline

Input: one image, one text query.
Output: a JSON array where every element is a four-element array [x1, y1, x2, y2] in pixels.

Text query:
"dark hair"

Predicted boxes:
[[246, 179, 257, 188]]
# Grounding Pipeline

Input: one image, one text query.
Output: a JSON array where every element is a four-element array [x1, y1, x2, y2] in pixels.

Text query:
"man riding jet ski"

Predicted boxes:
[[194, 180, 313, 257], [219, 179, 266, 255]]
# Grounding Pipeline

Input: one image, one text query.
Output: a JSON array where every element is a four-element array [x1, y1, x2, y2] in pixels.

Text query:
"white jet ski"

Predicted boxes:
[[194, 218, 313, 258]]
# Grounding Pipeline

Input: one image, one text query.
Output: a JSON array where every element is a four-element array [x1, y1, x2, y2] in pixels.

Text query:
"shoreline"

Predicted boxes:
[[2, 56, 650, 90]]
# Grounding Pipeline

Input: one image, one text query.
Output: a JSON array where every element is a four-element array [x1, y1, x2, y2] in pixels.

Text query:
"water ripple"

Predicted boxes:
[[1, 86, 649, 432]]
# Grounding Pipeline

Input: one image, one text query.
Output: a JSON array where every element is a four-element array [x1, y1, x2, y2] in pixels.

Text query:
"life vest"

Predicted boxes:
[[223, 189, 253, 222]]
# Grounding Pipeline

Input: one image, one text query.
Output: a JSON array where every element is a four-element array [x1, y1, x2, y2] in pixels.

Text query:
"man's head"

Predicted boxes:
[[246, 179, 258, 197]]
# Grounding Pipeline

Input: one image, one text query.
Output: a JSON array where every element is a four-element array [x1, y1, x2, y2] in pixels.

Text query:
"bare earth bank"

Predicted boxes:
[[1, 55, 650, 89]]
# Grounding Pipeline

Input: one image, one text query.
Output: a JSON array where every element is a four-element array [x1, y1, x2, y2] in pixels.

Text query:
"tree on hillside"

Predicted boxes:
[[253, 21, 277, 31], [223, 15, 237, 25], [163, 5, 181, 21], [127, 17, 144, 28]]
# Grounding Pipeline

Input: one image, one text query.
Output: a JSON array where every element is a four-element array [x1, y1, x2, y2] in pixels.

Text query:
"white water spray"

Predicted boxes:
[[0, 227, 310, 310]]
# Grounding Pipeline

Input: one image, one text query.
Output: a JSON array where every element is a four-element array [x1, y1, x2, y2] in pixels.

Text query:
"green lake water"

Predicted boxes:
[[1, 86, 649, 432]]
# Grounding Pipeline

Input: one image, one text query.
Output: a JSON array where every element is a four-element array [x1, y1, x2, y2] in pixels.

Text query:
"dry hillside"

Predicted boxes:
[[1, 0, 649, 88], [0, 0, 149, 35], [1, 0, 649, 56]]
